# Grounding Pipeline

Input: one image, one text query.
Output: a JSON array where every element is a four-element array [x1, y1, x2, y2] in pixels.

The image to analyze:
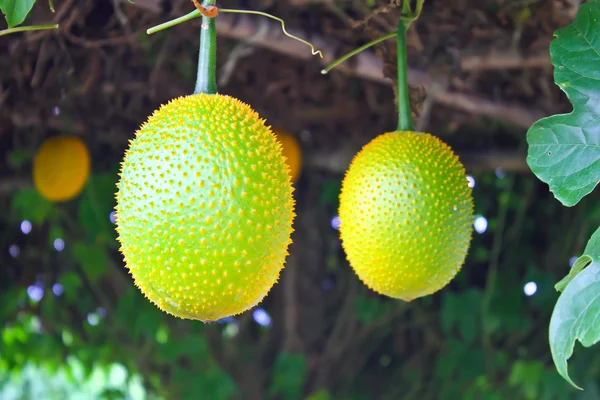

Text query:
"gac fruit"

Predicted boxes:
[[338, 131, 473, 301], [33, 136, 91, 202], [115, 93, 295, 322], [273, 129, 302, 183]]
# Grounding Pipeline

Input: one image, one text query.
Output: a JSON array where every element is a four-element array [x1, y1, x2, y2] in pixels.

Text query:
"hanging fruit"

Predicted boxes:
[[327, 1, 474, 301], [273, 129, 302, 183], [33, 136, 91, 202], [115, 1, 321, 322]]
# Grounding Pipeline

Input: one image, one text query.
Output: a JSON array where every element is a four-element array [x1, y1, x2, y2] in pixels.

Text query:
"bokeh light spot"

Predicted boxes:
[[223, 322, 240, 338], [467, 175, 475, 188], [54, 238, 65, 252], [87, 313, 100, 326], [8, 244, 20, 258], [27, 282, 44, 302], [569, 256, 578, 267], [21, 220, 32, 234], [331, 216, 341, 231], [474, 216, 488, 234], [253, 308, 271, 327], [524, 282, 538, 296], [52, 283, 64, 296]]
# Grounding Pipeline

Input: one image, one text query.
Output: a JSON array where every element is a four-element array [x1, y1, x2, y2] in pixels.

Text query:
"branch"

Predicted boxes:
[[210, 13, 547, 128]]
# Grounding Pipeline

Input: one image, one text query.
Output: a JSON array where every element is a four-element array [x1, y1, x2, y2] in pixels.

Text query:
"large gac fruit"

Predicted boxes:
[[338, 131, 473, 301], [115, 93, 295, 322], [33, 136, 91, 202]]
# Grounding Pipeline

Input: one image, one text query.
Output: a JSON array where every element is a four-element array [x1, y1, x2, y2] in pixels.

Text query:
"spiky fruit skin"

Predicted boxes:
[[338, 131, 473, 301], [33, 136, 91, 202], [273, 129, 302, 183], [115, 93, 295, 322]]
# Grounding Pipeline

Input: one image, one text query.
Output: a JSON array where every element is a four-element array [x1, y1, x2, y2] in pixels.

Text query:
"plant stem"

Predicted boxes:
[[395, 0, 424, 131], [396, 19, 413, 132], [0, 24, 58, 37], [194, 0, 217, 95], [147, 10, 201, 35], [321, 32, 395, 75]]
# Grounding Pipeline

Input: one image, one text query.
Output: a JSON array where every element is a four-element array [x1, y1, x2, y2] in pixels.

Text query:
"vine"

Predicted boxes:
[[147, 5, 323, 59], [322, 0, 424, 131]]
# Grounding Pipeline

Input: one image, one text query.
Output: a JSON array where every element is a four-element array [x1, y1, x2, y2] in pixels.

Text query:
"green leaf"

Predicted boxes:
[[72, 242, 109, 283], [508, 360, 544, 400], [268, 352, 307, 400], [555, 255, 592, 292], [549, 226, 600, 389], [11, 188, 55, 225], [0, 0, 36, 28], [526, 2, 600, 207]]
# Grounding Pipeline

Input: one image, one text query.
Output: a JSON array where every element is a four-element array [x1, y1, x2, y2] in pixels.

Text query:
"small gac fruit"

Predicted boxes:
[[338, 131, 473, 301], [33, 136, 91, 202], [115, 93, 295, 322], [273, 129, 302, 183]]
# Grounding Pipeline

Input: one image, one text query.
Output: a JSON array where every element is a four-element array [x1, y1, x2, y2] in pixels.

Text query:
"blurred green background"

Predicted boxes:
[[2, 0, 600, 399]]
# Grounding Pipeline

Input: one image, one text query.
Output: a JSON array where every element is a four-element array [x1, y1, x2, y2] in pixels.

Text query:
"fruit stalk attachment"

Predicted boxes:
[[194, 0, 218, 95], [396, 1, 424, 131]]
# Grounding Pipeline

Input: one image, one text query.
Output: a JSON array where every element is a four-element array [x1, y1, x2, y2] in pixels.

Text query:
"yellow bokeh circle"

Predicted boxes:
[[33, 136, 91, 202]]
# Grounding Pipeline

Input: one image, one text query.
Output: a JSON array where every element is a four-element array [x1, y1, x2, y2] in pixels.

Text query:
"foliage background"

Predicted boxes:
[[1, 0, 600, 399]]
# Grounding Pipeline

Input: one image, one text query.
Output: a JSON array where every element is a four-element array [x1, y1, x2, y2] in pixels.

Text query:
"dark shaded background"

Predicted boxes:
[[2, 0, 600, 399]]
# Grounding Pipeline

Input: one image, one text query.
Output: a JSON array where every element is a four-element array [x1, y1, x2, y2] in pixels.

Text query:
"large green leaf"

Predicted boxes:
[[0, 0, 36, 27], [549, 226, 600, 389], [526, 2, 600, 207]]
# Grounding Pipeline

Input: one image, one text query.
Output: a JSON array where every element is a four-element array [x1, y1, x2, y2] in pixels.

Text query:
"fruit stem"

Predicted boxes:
[[194, 0, 218, 95], [396, 0, 424, 132], [396, 20, 412, 131]]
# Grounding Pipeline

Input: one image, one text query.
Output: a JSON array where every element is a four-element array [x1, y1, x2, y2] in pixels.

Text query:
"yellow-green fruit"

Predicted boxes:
[[273, 129, 302, 183], [33, 136, 91, 202], [338, 131, 473, 301], [115, 93, 295, 322]]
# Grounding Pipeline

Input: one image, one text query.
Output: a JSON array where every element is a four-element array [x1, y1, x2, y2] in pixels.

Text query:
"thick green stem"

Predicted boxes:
[[194, 0, 217, 95], [396, 20, 413, 132]]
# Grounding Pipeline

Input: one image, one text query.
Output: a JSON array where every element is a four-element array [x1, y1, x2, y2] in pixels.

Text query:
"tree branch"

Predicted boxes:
[[211, 13, 546, 128]]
